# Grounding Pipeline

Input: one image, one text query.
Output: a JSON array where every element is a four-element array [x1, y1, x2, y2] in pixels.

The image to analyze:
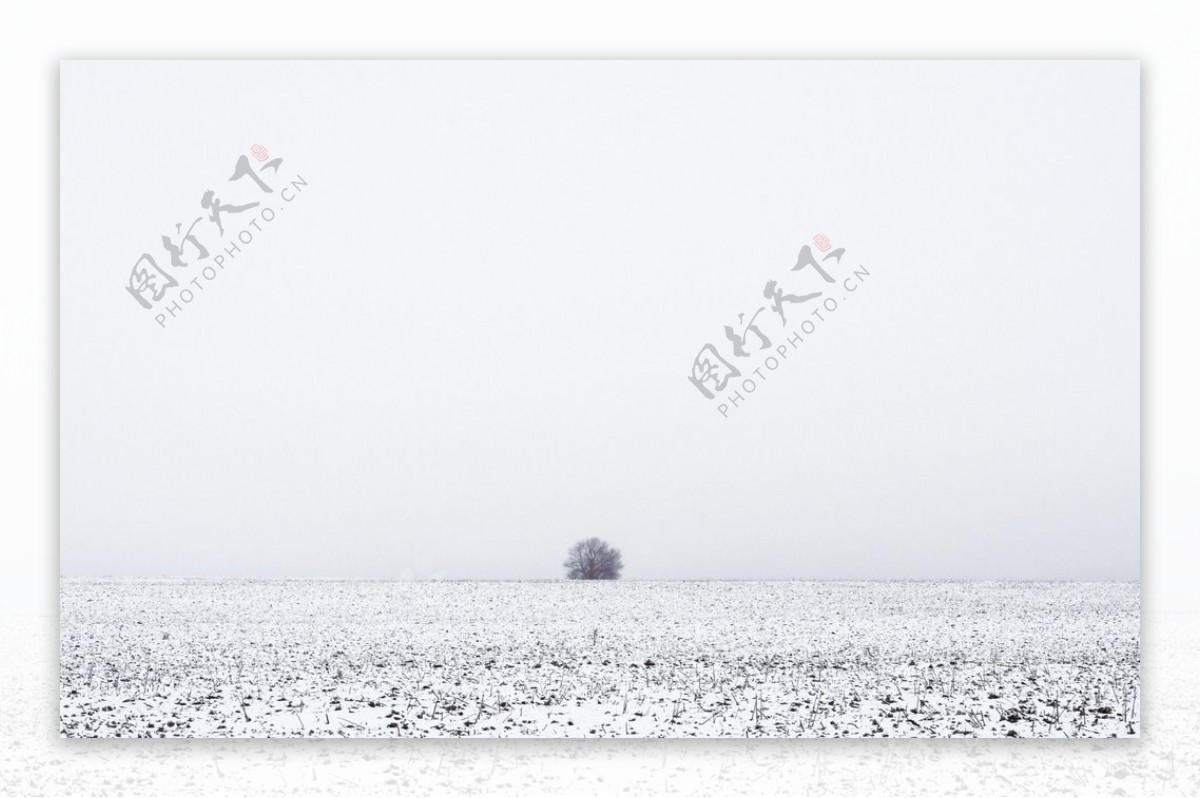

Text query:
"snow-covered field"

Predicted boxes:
[[59, 580, 1138, 738]]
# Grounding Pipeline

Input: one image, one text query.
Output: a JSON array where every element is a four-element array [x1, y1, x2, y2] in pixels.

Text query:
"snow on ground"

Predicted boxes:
[[59, 580, 1138, 738]]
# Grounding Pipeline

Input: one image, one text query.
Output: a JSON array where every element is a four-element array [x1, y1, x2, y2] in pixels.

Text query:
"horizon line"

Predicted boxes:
[[57, 575, 1142, 584]]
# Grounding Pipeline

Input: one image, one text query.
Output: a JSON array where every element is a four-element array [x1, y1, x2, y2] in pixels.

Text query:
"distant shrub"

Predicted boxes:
[[563, 537, 623, 580]]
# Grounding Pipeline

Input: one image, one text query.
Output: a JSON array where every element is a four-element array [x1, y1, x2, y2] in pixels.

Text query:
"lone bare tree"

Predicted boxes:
[[563, 537, 624, 580]]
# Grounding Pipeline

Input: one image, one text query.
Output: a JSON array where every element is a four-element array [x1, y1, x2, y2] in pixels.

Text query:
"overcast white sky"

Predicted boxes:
[[60, 60, 1139, 580]]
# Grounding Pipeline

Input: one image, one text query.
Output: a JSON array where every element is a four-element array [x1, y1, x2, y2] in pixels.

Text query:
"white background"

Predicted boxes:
[[3, 2, 1199, 796], [59, 60, 1140, 583]]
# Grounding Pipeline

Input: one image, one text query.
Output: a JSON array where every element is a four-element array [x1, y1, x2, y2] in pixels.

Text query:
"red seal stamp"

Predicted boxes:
[[812, 234, 832, 252], [250, 144, 270, 162]]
